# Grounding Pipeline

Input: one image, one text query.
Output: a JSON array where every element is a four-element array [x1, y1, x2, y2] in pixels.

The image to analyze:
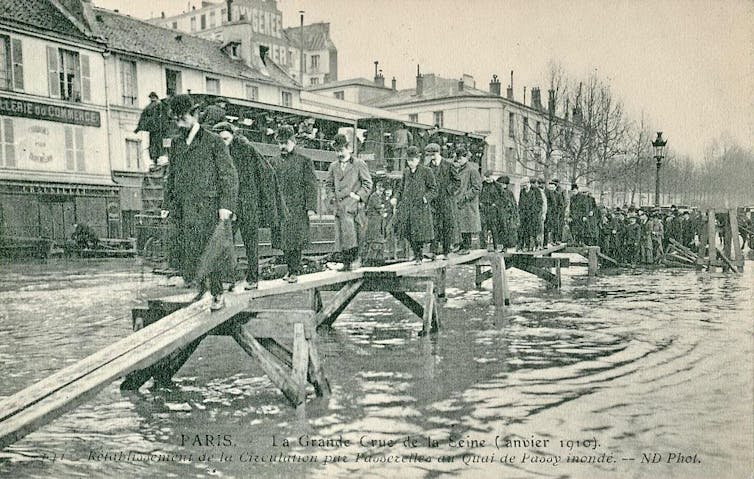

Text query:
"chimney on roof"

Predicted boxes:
[[489, 74, 501, 96], [175, 34, 183, 41], [192, 5, 196, 10], [548, 89, 556, 115], [523, 86, 526, 105], [458, 77, 464, 91], [373, 61, 385, 87], [416, 64, 424, 96], [161, 11, 165, 18], [506, 70, 514, 100], [531, 87, 542, 110], [391, 77, 396, 91]]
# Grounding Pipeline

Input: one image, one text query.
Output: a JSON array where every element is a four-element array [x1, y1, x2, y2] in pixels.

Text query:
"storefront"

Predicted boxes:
[[0, 95, 117, 244]]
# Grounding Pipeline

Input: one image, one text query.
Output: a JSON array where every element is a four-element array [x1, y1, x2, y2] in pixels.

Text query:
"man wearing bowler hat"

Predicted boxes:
[[495, 175, 520, 250], [270, 124, 317, 283], [326, 134, 373, 270], [163, 94, 238, 310], [425, 142, 459, 259]]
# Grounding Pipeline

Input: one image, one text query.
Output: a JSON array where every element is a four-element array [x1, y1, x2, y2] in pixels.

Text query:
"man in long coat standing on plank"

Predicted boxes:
[[425, 142, 460, 259], [163, 95, 238, 311], [326, 134, 373, 270], [212, 122, 279, 290], [454, 148, 482, 254], [270, 125, 317, 283], [395, 146, 437, 264]]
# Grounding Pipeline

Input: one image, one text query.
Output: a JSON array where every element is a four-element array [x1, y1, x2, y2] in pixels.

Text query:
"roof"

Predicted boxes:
[[283, 22, 335, 51], [93, 7, 297, 88], [307, 77, 392, 92], [0, 0, 94, 41], [367, 75, 492, 108]]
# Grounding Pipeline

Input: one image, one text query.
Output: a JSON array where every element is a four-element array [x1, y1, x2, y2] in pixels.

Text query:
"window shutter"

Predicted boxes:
[[10, 38, 23, 91], [47, 46, 60, 98], [3, 119, 15, 167], [64, 126, 74, 170], [75, 127, 85, 171], [80, 54, 91, 102]]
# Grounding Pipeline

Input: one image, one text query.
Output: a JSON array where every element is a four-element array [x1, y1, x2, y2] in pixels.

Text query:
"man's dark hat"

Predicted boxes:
[[215, 97, 228, 104], [550, 178, 560, 184], [148, 91, 159, 99], [169, 94, 197, 117], [571, 183, 579, 190], [530, 178, 538, 184], [275, 124, 296, 141], [497, 175, 510, 184], [211, 121, 236, 134], [484, 169, 493, 177], [332, 133, 349, 149], [407, 145, 421, 158], [425, 143, 441, 153], [455, 147, 468, 158]]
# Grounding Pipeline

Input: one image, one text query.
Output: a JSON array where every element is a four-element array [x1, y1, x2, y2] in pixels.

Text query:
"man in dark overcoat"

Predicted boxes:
[[425, 142, 459, 259], [326, 134, 373, 270], [395, 146, 437, 263], [163, 95, 238, 310], [545, 179, 561, 246], [270, 125, 317, 283], [454, 148, 482, 254], [496, 175, 519, 250], [479, 170, 503, 251], [134, 92, 170, 164], [212, 122, 278, 290]]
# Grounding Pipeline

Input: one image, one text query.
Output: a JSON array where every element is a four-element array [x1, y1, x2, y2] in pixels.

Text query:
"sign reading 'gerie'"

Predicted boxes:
[[0, 96, 101, 128]]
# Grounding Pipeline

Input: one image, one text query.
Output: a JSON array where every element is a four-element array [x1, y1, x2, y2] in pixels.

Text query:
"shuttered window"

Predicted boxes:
[[0, 36, 22, 91], [46, 46, 90, 102], [0, 117, 16, 167], [120, 59, 137, 106], [64, 126, 85, 171]]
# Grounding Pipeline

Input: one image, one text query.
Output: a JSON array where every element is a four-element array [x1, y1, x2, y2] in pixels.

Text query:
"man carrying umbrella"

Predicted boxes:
[[163, 95, 238, 311]]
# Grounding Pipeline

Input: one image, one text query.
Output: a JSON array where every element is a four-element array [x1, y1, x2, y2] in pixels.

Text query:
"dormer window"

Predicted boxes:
[[222, 41, 241, 59]]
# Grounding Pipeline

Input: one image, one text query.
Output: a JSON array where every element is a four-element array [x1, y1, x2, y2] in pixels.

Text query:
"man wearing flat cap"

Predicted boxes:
[[164, 94, 238, 310], [479, 170, 503, 251], [212, 122, 281, 290], [200, 97, 228, 127], [270, 124, 317, 283], [134, 91, 170, 165], [425, 142, 460, 259], [326, 134, 373, 270]]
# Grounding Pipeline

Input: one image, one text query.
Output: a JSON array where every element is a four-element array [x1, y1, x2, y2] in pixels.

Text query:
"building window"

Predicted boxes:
[[220, 8, 227, 23], [209, 11, 216, 28], [506, 147, 515, 174], [433, 111, 444, 128], [205, 77, 220, 94], [125, 139, 141, 170], [0, 117, 16, 167], [333, 91, 344, 100], [408, 113, 418, 122], [190, 17, 197, 32], [310, 77, 319, 86], [310, 54, 320, 71], [522, 117, 529, 143], [64, 126, 85, 171], [536, 121, 541, 145], [0, 36, 23, 91], [165, 69, 182, 96], [200, 14, 206, 30], [508, 112, 515, 138], [281, 90, 292, 107], [47, 47, 90, 102], [120, 59, 137, 106], [287, 50, 293, 66], [245, 83, 258, 101], [172, 21, 177, 29]]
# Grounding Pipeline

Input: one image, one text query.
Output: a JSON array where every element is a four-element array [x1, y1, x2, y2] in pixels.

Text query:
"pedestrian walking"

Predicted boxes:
[[425, 142, 460, 259], [479, 170, 503, 250], [394, 146, 437, 263], [454, 148, 482, 254]]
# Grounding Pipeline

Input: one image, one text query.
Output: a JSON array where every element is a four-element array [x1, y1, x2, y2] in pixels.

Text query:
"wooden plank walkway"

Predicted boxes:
[[0, 249, 497, 450]]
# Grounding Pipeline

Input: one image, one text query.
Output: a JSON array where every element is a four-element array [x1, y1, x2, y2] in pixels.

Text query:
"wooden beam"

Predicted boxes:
[[258, 338, 292, 369], [421, 281, 435, 336], [241, 309, 315, 339], [729, 209, 744, 266], [291, 324, 309, 405], [152, 337, 204, 386], [716, 247, 739, 273], [306, 339, 330, 397], [598, 252, 618, 266], [361, 249, 488, 278], [308, 288, 323, 313], [314, 280, 363, 328], [233, 324, 303, 406], [532, 243, 567, 256], [489, 254, 510, 306], [587, 246, 599, 276], [390, 291, 424, 318], [707, 209, 717, 271], [515, 262, 559, 287]]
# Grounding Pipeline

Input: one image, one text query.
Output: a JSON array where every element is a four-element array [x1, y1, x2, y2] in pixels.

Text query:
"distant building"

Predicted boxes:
[[154, 1, 338, 86], [0, 0, 300, 243], [310, 67, 573, 194]]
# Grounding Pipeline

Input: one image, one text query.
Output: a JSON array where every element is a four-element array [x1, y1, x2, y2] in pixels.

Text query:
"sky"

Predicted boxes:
[[94, 0, 754, 162]]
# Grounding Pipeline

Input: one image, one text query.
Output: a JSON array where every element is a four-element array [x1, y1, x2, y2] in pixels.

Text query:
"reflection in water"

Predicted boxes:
[[0, 258, 752, 479]]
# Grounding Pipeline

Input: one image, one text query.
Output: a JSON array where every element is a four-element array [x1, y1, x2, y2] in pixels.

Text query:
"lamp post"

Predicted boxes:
[[299, 11, 305, 84], [652, 131, 667, 207]]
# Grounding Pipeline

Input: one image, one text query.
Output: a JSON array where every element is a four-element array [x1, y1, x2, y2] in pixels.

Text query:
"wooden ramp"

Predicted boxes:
[[475, 244, 573, 290], [0, 250, 504, 450]]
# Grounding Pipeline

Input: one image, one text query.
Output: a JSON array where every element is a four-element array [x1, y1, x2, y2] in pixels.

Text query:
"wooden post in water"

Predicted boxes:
[[489, 253, 510, 307], [707, 209, 717, 271], [587, 246, 599, 276], [729, 209, 744, 270]]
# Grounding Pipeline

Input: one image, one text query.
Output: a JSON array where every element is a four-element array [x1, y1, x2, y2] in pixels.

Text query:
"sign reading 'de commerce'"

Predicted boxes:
[[0, 96, 101, 128]]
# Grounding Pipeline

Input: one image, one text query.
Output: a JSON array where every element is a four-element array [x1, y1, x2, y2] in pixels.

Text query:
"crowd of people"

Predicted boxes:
[[155, 94, 748, 312]]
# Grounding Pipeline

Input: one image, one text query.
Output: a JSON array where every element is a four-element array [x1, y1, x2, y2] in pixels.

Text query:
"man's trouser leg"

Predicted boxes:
[[238, 215, 259, 283], [284, 248, 302, 275]]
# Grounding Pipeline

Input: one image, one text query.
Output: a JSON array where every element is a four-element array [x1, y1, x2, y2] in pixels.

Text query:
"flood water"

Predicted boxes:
[[0, 256, 752, 479]]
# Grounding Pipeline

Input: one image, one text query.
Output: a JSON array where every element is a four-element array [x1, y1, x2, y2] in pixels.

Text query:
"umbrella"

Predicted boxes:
[[195, 219, 237, 288]]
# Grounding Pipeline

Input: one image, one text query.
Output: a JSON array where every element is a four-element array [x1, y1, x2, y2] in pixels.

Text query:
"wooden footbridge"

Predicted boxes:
[[0, 247, 587, 450]]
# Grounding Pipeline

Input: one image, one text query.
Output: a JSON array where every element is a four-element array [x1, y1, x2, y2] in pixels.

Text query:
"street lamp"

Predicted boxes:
[[652, 131, 667, 207]]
